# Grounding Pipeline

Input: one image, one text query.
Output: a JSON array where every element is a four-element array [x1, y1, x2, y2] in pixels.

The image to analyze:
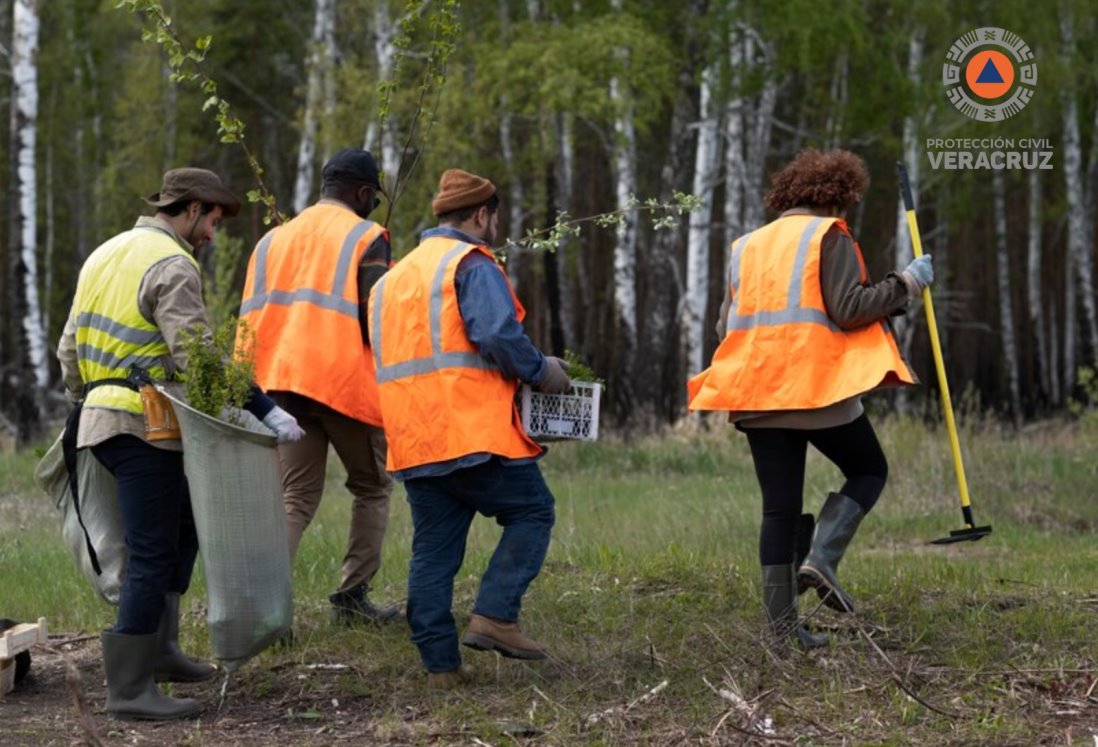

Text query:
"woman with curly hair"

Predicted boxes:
[[688, 148, 933, 650]]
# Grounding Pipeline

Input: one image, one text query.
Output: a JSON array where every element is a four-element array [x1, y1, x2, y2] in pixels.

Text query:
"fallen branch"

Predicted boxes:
[[61, 649, 104, 747], [584, 679, 668, 726]]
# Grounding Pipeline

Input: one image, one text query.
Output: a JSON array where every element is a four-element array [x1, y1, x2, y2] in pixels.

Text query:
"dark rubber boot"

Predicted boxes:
[[762, 564, 829, 651], [102, 631, 202, 720], [797, 492, 865, 613], [154, 593, 216, 683]]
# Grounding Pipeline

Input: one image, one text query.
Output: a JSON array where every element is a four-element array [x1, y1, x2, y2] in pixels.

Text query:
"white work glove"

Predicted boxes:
[[535, 356, 571, 394], [901, 254, 934, 297], [261, 405, 306, 444]]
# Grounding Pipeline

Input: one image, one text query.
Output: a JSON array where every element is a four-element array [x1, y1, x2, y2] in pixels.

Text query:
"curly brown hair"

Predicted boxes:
[[763, 148, 870, 214]]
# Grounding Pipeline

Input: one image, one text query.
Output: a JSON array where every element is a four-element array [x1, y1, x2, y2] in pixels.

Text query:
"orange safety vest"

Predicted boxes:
[[239, 202, 388, 426], [369, 236, 542, 472], [688, 215, 915, 413]]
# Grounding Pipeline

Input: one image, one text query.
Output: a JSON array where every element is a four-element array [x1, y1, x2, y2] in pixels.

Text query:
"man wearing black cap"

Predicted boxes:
[[239, 148, 400, 626], [57, 167, 305, 720]]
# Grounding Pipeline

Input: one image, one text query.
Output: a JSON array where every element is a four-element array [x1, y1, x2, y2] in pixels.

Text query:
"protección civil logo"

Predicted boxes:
[[942, 27, 1037, 121], [928, 26, 1052, 171]]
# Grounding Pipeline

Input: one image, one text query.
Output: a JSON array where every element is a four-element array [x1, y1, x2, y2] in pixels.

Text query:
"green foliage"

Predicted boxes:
[[562, 349, 602, 385], [178, 318, 256, 422], [114, 0, 284, 224], [376, 0, 463, 224], [506, 192, 704, 258], [201, 229, 248, 329]]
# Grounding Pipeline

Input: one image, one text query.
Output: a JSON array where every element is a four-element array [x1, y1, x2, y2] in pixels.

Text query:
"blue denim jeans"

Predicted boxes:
[[404, 458, 555, 673], [91, 435, 198, 635]]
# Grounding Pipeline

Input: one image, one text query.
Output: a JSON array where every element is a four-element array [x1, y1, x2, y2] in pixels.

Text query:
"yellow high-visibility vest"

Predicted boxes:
[[72, 227, 197, 414]]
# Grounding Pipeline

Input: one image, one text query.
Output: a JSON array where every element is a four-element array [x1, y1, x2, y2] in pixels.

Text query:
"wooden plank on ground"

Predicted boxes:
[[0, 617, 48, 659]]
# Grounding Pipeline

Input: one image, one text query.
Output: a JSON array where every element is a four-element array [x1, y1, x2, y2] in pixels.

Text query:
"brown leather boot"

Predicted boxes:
[[426, 664, 475, 689], [461, 613, 547, 660]]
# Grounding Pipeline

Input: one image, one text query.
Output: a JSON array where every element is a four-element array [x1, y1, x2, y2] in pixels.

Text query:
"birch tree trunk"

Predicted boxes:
[[824, 52, 848, 149], [364, 0, 399, 185], [682, 63, 720, 376], [741, 33, 776, 231], [723, 24, 745, 267], [9, 0, 46, 436], [554, 112, 576, 351], [1026, 168, 1051, 403], [293, 0, 336, 215], [992, 171, 1022, 424], [892, 31, 923, 412], [1060, 12, 1096, 378], [608, 0, 638, 414]]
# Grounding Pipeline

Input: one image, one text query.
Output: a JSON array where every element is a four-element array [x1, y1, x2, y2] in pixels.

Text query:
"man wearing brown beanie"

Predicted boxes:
[[369, 168, 571, 687]]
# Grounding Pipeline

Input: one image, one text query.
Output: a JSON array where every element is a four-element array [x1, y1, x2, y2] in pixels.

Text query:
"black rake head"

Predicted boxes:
[[929, 525, 993, 545]]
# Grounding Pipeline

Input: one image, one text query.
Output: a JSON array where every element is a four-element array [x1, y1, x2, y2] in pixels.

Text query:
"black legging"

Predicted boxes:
[[744, 413, 888, 566]]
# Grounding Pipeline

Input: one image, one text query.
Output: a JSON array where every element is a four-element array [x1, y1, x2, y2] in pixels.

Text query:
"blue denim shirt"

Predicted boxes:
[[394, 226, 547, 481]]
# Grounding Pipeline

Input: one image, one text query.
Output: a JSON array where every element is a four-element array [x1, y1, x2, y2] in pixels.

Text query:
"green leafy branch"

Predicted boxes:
[[179, 318, 257, 424], [115, 0, 286, 225], [502, 192, 705, 259], [377, 0, 462, 225]]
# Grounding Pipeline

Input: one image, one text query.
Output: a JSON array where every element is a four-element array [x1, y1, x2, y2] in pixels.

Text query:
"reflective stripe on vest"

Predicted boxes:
[[372, 236, 541, 472], [73, 227, 193, 414], [687, 215, 915, 413], [240, 204, 386, 424], [239, 219, 376, 318], [725, 217, 840, 333], [371, 241, 497, 383]]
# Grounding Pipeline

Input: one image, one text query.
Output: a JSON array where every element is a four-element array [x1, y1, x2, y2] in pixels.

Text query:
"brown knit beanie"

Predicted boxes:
[[432, 169, 496, 216]]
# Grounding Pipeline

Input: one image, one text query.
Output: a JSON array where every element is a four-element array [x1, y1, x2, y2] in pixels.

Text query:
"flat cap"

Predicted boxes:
[[145, 167, 241, 217]]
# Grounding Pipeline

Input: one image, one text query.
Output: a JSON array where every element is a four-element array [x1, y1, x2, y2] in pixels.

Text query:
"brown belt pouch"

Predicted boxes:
[[140, 384, 181, 441]]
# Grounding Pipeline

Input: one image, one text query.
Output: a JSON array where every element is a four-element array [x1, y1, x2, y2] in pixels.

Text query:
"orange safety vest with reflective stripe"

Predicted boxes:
[[239, 202, 388, 425], [687, 215, 915, 413], [369, 236, 542, 472]]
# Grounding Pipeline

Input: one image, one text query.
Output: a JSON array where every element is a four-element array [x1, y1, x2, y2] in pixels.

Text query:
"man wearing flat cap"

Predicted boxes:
[[369, 168, 571, 688], [239, 148, 400, 626], [57, 167, 305, 720]]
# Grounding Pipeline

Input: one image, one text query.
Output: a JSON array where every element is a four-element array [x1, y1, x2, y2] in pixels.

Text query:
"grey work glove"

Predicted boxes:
[[901, 254, 934, 297], [535, 356, 571, 394], [261, 405, 306, 444]]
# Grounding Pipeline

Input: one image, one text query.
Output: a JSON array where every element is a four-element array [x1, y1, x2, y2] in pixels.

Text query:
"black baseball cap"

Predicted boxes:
[[322, 149, 381, 189]]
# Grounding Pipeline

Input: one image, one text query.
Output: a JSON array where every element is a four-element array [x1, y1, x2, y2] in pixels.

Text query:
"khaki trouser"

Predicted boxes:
[[272, 393, 393, 593]]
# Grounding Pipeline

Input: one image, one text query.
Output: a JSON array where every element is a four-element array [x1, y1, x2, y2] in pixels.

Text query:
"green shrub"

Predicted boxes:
[[179, 317, 256, 422]]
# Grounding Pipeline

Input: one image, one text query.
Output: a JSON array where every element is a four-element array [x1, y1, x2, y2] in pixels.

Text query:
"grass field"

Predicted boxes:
[[2, 411, 1097, 745]]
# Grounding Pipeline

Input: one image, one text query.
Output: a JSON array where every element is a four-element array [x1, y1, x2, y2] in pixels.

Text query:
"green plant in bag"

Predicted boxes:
[[179, 318, 256, 422]]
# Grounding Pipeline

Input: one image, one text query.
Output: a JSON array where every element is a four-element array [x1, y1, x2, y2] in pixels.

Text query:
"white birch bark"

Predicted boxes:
[[824, 52, 848, 149], [892, 31, 923, 411], [683, 63, 720, 375], [1060, 13, 1093, 386], [992, 171, 1022, 424], [610, 0, 638, 380], [1026, 168, 1050, 402], [364, 0, 399, 185], [741, 33, 776, 231], [293, 0, 336, 215], [44, 136, 53, 342], [555, 113, 577, 351], [13, 0, 47, 390], [723, 25, 745, 265]]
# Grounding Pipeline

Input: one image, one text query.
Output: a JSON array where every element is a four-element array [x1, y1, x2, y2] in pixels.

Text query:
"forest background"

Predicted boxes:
[[3, 0, 1098, 442]]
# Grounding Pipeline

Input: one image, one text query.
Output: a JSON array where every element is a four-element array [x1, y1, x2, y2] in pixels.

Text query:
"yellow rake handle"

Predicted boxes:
[[897, 163, 974, 522]]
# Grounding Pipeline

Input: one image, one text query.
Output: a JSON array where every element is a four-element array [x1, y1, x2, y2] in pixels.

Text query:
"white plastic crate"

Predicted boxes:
[[520, 381, 602, 441]]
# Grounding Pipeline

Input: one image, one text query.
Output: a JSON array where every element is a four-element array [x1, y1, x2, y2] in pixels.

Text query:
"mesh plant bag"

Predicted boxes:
[[34, 434, 126, 605], [162, 390, 292, 672]]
